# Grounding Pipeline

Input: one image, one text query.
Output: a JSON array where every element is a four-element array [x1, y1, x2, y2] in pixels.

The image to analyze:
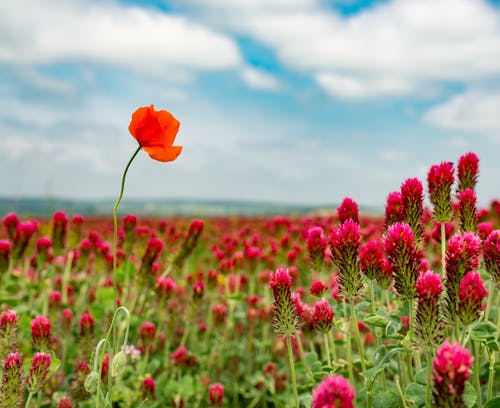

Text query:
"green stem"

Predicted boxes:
[[296, 335, 314, 382], [370, 280, 387, 389], [24, 391, 35, 408], [395, 376, 409, 408], [95, 307, 130, 408], [425, 351, 433, 408], [369, 279, 377, 315], [472, 341, 483, 408], [367, 382, 373, 408], [113, 145, 141, 307], [342, 300, 354, 386], [109, 145, 141, 403], [350, 298, 366, 372], [440, 222, 446, 280], [323, 332, 331, 366], [484, 280, 494, 322], [407, 299, 415, 383], [286, 335, 299, 408], [327, 330, 337, 361], [487, 351, 495, 401]]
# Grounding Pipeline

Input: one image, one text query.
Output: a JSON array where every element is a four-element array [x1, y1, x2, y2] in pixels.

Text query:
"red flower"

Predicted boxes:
[[79, 311, 95, 336], [415, 271, 442, 300], [57, 397, 73, 408], [337, 197, 359, 224], [433, 340, 473, 407], [384, 191, 404, 229], [142, 377, 156, 400], [312, 374, 355, 408], [27, 352, 51, 392], [209, 383, 224, 406], [128, 105, 182, 162], [311, 299, 334, 333], [309, 280, 328, 298], [457, 152, 479, 191], [31, 315, 52, 350]]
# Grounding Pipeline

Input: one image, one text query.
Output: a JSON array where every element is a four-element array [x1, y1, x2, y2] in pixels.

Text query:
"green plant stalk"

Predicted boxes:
[[296, 334, 314, 382], [107, 145, 141, 403], [395, 376, 409, 408], [472, 340, 483, 408], [24, 391, 35, 408], [369, 280, 387, 389], [483, 279, 494, 322], [487, 351, 495, 401], [407, 299, 415, 382], [342, 299, 355, 386], [323, 332, 331, 365], [95, 307, 130, 408], [367, 382, 373, 408], [440, 222, 446, 280], [327, 330, 337, 361], [497, 291, 500, 332], [61, 251, 74, 305], [113, 145, 141, 308], [350, 298, 367, 372], [398, 355, 408, 390], [369, 279, 377, 315], [286, 335, 299, 408], [425, 350, 433, 408]]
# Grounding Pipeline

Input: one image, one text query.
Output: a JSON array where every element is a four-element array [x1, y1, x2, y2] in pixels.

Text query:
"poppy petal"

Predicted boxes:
[[156, 110, 181, 146], [143, 145, 183, 162], [128, 105, 154, 143]]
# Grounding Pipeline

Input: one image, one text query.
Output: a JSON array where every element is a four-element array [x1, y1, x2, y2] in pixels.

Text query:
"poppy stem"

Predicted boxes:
[[109, 144, 141, 402], [113, 145, 142, 304]]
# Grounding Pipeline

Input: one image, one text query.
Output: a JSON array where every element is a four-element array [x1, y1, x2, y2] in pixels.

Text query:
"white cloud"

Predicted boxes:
[[0, 136, 34, 160], [316, 72, 413, 99], [241, 67, 282, 91], [424, 90, 500, 141], [180, 0, 500, 99], [379, 149, 409, 163], [0, 0, 242, 76]]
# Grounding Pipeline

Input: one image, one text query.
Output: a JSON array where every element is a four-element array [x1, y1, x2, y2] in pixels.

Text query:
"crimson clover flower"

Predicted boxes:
[[415, 271, 443, 346], [306, 226, 327, 272], [27, 352, 52, 393], [360, 239, 385, 282], [427, 161, 454, 222], [458, 271, 488, 325], [30, 315, 52, 351], [337, 197, 359, 224], [384, 222, 421, 300], [311, 299, 334, 333], [445, 232, 481, 323], [457, 189, 477, 232], [384, 191, 404, 230], [483, 230, 500, 289], [312, 374, 355, 408], [432, 340, 473, 407], [269, 267, 300, 337], [208, 383, 224, 407], [401, 178, 424, 243], [0, 352, 24, 407], [142, 377, 156, 401], [329, 219, 363, 298], [457, 152, 479, 192]]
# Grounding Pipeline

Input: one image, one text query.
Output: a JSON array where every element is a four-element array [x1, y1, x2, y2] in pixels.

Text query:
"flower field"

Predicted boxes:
[[0, 107, 499, 407]]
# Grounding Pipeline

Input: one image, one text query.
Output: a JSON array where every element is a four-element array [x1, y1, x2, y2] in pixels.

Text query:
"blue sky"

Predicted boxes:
[[0, 0, 499, 207]]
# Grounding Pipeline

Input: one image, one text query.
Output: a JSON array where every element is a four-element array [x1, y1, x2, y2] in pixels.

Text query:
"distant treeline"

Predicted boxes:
[[0, 196, 373, 217]]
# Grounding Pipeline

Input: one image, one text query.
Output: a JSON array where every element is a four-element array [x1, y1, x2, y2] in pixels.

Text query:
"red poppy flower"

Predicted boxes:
[[128, 105, 182, 162]]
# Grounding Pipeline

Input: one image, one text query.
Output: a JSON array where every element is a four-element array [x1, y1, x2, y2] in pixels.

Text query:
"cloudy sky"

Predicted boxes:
[[1, 0, 499, 208]]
